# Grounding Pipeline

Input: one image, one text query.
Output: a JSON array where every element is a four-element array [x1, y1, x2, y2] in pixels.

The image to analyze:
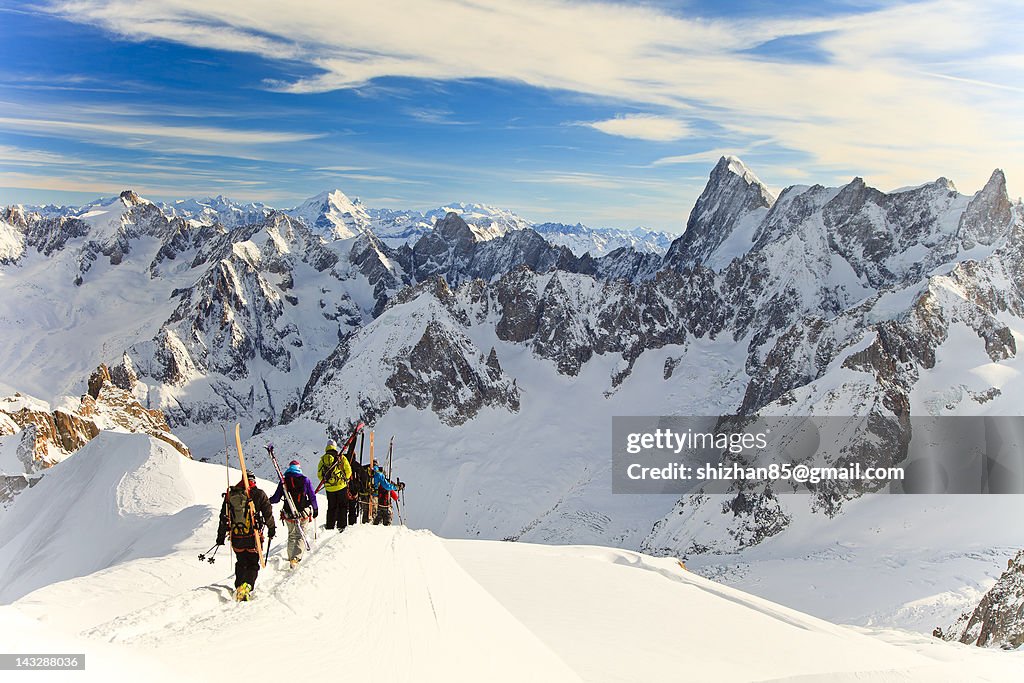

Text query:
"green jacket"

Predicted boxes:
[[318, 451, 352, 492]]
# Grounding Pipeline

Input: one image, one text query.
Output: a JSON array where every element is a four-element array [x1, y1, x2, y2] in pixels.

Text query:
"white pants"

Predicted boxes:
[[285, 517, 310, 561]]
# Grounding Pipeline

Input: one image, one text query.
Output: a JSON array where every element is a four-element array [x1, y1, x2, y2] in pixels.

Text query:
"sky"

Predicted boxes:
[[0, 0, 1022, 232]]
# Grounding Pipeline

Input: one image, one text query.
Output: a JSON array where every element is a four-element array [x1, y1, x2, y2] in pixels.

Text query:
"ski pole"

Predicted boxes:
[[387, 436, 394, 479], [198, 545, 220, 563]]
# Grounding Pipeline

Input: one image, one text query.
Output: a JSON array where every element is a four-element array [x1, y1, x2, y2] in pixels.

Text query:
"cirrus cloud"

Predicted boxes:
[[35, 0, 1024, 196], [583, 115, 692, 142]]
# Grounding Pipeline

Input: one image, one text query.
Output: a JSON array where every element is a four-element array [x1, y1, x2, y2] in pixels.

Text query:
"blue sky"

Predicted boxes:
[[1, 0, 1021, 231]]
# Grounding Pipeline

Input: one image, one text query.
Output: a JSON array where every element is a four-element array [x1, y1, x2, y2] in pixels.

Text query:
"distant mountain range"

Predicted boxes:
[[144, 191, 670, 256]]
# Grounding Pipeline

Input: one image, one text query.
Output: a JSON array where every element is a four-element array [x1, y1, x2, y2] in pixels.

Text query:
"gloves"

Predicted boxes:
[[268, 527, 276, 540], [398, 482, 406, 491], [216, 537, 225, 546], [313, 508, 319, 518]]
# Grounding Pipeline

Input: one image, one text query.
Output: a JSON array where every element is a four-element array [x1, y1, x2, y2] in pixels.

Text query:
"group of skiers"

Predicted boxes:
[[215, 434, 405, 602]]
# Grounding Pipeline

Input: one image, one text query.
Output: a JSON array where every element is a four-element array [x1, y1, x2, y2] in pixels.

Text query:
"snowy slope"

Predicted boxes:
[[3, 433, 1020, 682], [286, 189, 373, 239]]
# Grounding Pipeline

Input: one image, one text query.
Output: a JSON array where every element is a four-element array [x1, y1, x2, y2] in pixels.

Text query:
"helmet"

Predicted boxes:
[[325, 439, 339, 454], [246, 471, 256, 481], [289, 459, 301, 466]]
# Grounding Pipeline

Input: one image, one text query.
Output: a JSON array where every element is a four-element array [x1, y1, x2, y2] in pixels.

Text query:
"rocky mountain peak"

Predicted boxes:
[[0, 364, 191, 480], [958, 168, 1012, 248], [119, 189, 146, 206], [434, 211, 476, 247], [663, 155, 776, 270], [716, 155, 771, 194], [287, 189, 372, 240], [2, 205, 29, 228]]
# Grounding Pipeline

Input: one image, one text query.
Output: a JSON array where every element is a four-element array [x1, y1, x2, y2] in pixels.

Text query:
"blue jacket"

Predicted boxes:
[[270, 468, 318, 516], [372, 467, 397, 492]]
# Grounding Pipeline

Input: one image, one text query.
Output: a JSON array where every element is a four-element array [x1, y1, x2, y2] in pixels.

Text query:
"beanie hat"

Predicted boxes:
[[289, 459, 300, 466]]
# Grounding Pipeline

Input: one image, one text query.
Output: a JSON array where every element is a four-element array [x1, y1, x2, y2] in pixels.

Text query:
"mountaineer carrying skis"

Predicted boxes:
[[371, 464, 404, 526], [216, 471, 276, 601], [269, 459, 317, 568], [351, 459, 374, 524], [317, 439, 353, 532]]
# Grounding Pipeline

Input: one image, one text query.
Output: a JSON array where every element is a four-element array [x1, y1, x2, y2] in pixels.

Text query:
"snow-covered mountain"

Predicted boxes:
[[157, 195, 273, 228], [534, 222, 674, 256], [285, 188, 373, 240], [363, 202, 529, 246], [3, 156, 1023, 638]]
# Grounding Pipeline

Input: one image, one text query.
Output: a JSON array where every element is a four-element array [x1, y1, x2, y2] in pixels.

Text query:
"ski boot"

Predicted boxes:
[[235, 583, 252, 602]]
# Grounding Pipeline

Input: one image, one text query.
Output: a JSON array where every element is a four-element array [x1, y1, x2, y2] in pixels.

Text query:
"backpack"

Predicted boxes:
[[351, 463, 373, 496], [284, 475, 308, 514], [228, 487, 253, 535]]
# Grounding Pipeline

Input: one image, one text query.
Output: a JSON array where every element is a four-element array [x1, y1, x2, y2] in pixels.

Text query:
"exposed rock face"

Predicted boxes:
[[0, 365, 191, 476], [126, 212, 368, 430], [958, 169, 1013, 249], [350, 232, 410, 315], [400, 212, 584, 286], [300, 284, 519, 428], [387, 319, 520, 423], [942, 549, 1024, 648], [0, 394, 81, 469], [579, 246, 662, 282], [663, 156, 775, 270], [109, 352, 139, 391]]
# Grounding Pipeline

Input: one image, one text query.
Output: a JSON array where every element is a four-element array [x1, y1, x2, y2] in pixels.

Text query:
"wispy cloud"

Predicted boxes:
[[0, 143, 87, 166], [581, 114, 691, 142], [517, 171, 675, 191], [314, 165, 371, 172], [40, 0, 1024, 193], [404, 107, 473, 125], [651, 148, 750, 167], [0, 115, 321, 145], [0, 170, 263, 197]]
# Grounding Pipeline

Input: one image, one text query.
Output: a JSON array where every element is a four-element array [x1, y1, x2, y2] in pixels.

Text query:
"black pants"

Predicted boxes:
[[373, 506, 392, 526], [325, 490, 346, 529], [234, 551, 260, 588], [346, 496, 359, 526]]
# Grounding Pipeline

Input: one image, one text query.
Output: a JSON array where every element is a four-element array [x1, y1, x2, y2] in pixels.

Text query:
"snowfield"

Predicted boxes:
[[0, 433, 1020, 682]]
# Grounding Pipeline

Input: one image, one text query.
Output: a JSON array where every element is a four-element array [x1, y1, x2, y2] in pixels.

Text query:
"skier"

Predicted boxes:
[[216, 471, 276, 601], [344, 465, 364, 526], [317, 439, 353, 532], [269, 459, 317, 568], [351, 460, 374, 524], [371, 464, 404, 526]]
